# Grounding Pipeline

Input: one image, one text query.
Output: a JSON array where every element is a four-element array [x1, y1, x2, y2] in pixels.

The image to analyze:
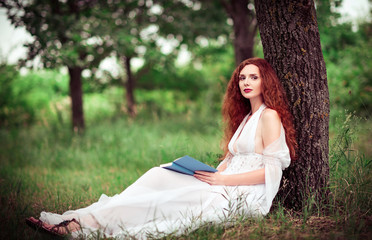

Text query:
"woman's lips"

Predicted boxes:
[[244, 89, 252, 93]]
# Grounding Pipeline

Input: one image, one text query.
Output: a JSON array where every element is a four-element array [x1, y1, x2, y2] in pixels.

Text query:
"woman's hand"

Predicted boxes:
[[195, 168, 265, 186], [194, 171, 225, 185]]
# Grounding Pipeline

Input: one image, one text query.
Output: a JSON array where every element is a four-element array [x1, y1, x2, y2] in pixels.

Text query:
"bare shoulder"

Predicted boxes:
[[261, 108, 281, 145], [261, 108, 281, 126]]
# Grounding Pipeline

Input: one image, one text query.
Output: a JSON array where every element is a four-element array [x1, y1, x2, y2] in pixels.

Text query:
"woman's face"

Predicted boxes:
[[238, 64, 262, 100]]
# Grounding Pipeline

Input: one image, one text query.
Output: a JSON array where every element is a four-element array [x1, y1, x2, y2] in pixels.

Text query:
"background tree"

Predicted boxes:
[[101, 0, 231, 117], [1, 0, 112, 132], [221, 0, 258, 65], [254, 0, 330, 210], [95, 1, 154, 117], [158, 0, 258, 66]]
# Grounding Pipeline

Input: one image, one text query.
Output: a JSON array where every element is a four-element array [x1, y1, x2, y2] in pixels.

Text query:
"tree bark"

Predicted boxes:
[[123, 56, 137, 118], [254, 0, 330, 210], [222, 0, 257, 65], [68, 66, 84, 133]]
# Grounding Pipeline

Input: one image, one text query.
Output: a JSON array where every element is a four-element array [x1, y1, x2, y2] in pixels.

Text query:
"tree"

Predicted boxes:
[[99, 0, 231, 117], [1, 0, 112, 132], [158, 0, 258, 66], [221, 0, 258, 65], [254, 0, 330, 210], [95, 1, 153, 118]]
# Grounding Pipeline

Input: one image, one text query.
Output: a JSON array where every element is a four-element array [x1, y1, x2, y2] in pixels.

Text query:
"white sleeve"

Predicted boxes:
[[262, 126, 291, 211]]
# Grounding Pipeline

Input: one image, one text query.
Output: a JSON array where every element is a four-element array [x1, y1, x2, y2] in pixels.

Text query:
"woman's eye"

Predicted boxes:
[[239, 75, 245, 81], [251, 76, 258, 80]]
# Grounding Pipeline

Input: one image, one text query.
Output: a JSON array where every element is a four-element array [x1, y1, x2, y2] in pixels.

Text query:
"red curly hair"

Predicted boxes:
[[221, 58, 297, 160]]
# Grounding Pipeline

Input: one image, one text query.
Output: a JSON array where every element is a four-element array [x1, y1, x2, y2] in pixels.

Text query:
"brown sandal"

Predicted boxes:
[[26, 217, 80, 238], [46, 218, 80, 237]]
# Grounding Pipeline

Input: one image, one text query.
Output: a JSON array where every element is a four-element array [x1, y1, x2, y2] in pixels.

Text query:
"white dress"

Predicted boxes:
[[39, 104, 291, 239]]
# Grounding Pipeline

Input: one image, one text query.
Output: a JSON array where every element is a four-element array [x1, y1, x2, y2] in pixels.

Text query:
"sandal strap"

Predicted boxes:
[[56, 218, 79, 227], [50, 224, 69, 234], [50, 218, 80, 234], [34, 219, 43, 227]]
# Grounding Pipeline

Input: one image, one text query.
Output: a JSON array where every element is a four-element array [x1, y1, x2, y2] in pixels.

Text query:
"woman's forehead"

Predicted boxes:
[[240, 64, 260, 75]]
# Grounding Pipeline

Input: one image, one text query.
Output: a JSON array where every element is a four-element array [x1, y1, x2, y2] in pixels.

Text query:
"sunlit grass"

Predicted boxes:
[[0, 111, 371, 239]]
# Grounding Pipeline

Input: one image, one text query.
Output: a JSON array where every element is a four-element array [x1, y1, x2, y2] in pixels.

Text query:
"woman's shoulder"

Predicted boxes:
[[261, 108, 281, 125], [261, 108, 281, 142]]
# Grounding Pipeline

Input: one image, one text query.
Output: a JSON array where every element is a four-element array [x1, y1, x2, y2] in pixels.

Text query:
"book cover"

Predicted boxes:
[[160, 155, 217, 176]]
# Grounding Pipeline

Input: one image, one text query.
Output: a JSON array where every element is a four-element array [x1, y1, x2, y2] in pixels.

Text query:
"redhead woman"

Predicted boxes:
[[26, 58, 296, 239]]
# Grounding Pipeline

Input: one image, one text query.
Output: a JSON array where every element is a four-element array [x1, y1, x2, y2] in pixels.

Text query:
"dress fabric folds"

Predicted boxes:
[[39, 104, 291, 239]]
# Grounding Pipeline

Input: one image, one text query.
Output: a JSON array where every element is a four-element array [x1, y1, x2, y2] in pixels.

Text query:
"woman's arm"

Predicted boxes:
[[216, 160, 227, 172], [261, 109, 281, 149], [194, 168, 265, 185], [195, 109, 281, 186]]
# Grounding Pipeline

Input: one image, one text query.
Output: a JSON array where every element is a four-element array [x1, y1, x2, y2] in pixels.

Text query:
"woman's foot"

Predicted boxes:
[[45, 218, 80, 236], [26, 217, 81, 237], [25, 217, 44, 230]]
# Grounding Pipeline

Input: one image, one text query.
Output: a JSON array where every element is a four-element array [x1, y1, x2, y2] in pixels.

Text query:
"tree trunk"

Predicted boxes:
[[222, 0, 257, 65], [68, 66, 85, 133], [123, 56, 137, 118], [254, 0, 330, 210]]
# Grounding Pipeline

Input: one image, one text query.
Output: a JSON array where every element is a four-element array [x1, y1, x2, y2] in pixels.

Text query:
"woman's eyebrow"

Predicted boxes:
[[240, 73, 258, 76]]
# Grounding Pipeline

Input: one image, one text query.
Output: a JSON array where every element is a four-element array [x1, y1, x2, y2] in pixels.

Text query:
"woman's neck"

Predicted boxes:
[[249, 97, 264, 114]]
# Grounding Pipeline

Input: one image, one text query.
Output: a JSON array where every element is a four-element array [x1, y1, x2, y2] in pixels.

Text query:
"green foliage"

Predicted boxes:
[[0, 62, 228, 129], [0, 66, 69, 127], [325, 24, 372, 117], [137, 63, 208, 99], [0, 64, 19, 126], [328, 112, 372, 237], [136, 89, 190, 116], [317, 0, 372, 116], [156, 0, 230, 46], [327, 50, 372, 116], [1, 1, 112, 69]]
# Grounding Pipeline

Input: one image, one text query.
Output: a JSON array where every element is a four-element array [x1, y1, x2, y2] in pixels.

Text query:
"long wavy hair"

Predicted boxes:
[[221, 58, 297, 160]]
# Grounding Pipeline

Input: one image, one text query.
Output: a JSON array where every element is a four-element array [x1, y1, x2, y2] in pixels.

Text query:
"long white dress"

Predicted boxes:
[[39, 104, 291, 239]]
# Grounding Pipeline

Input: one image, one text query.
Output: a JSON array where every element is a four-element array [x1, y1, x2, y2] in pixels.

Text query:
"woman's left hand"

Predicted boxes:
[[194, 171, 225, 185]]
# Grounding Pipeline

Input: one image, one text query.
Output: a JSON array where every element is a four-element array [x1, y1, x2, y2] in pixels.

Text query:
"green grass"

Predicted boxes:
[[0, 112, 371, 239]]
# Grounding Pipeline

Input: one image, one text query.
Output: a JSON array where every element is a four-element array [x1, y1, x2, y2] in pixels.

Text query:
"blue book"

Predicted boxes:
[[160, 155, 217, 176]]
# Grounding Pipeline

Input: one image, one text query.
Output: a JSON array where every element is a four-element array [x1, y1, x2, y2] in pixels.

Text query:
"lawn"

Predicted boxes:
[[0, 113, 371, 239]]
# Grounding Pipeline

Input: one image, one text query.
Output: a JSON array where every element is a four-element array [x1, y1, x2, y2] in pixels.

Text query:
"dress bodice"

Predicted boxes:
[[222, 104, 267, 175], [228, 104, 266, 155]]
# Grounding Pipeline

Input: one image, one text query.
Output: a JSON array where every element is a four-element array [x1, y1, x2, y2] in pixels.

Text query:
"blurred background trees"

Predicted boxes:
[[0, 0, 370, 130], [1, 0, 113, 132], [221, 0, 257, 64]]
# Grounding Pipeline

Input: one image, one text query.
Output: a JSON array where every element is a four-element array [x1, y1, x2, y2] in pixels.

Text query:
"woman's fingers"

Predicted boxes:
[[194, 172, 211, 183], [194, 171, 213, 176], [194, 171, 220, 185], [194, 171, 225, 185]]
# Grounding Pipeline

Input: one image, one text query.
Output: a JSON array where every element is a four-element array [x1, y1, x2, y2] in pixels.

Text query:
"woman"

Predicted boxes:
[[26, 58, 297, 239]]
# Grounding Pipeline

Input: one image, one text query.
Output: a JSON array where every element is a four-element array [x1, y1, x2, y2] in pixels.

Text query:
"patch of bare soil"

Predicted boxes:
[[220, 215, 372, 240]]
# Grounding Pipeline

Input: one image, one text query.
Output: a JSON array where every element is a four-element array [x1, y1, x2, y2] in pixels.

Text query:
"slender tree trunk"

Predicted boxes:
[[68, 66, 84, 133], [123, 56, 137, 118], [222, 0, 257, 65], [254, 0, 330, 210]]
